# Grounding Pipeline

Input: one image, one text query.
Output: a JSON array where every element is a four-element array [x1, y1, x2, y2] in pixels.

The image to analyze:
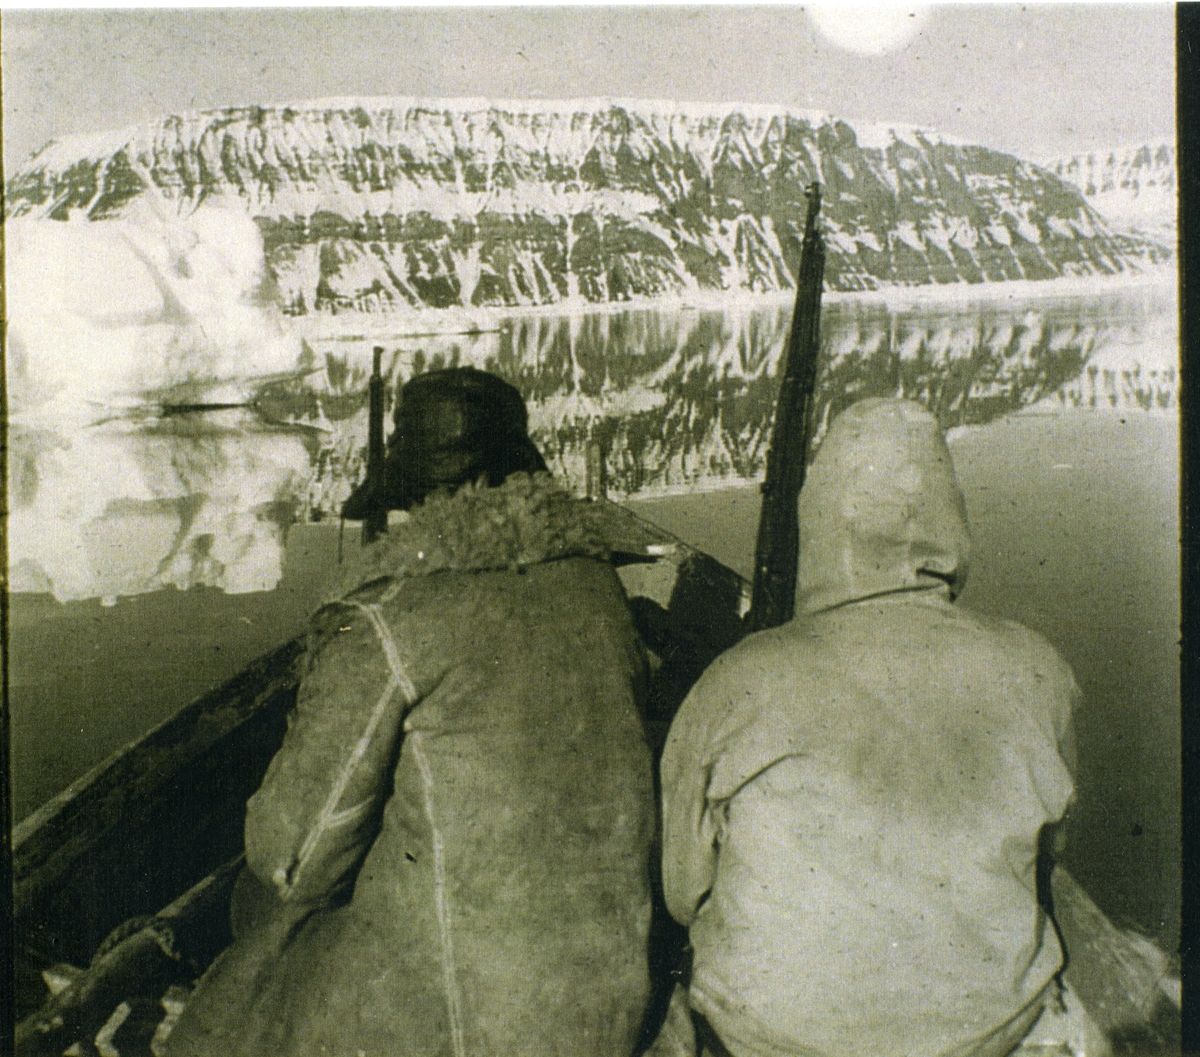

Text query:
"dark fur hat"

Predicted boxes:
[[342, 367, 548, 518]]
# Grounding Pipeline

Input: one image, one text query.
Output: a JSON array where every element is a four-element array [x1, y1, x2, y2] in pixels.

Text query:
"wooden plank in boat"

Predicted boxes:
[[16, 857, 245, 1057], [1052, 868, 1180, 1049]]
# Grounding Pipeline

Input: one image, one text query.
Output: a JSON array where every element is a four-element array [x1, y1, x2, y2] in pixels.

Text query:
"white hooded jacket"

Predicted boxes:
[[661, 399, 1077, 1057]]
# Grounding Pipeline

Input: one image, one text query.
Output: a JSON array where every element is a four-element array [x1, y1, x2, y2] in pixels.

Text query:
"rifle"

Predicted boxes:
[[744, 183, 826, 633], [362, 345, 388, 544]]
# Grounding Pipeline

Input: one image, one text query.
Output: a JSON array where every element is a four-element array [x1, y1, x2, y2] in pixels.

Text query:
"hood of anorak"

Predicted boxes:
[[334, 472, 610, 599], [797, 398, 970, 615]]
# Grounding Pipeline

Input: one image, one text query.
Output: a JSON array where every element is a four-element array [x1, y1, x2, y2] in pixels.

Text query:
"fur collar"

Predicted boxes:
[[335, 473, 610, 598]]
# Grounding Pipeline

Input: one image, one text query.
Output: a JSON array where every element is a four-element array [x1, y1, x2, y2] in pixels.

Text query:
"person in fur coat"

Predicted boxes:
[[166, 367, 656, 1057]]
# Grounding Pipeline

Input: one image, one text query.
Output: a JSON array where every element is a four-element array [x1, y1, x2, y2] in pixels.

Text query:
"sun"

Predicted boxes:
[[807, 5, 929, 57]]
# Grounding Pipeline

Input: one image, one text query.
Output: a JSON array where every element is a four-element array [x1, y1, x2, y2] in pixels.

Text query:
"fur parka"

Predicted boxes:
[[167, 475, 657, 1057]]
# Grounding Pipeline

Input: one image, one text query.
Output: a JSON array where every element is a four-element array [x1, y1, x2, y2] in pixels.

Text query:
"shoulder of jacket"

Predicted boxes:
[[669, 625, 817, 737], [989, 617, 1079, 698], [304, 581, 410, 663], [996, 616, 1072, 664]]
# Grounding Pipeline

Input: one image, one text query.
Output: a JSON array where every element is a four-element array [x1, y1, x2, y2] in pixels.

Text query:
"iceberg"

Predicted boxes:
[[6, 198, 305, 424]]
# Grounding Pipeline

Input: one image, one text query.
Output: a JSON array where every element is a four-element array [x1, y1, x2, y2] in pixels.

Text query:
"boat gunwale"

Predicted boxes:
[[12, 636, 306, 919]]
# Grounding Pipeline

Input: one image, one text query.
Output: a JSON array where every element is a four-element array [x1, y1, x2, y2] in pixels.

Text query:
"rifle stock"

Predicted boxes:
[[745, 183, 826, 633]]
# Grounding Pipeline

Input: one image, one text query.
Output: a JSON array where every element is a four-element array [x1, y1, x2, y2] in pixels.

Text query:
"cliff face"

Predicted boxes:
[[8, 98, 1169, 312], [1044, 142, 1176, 241]]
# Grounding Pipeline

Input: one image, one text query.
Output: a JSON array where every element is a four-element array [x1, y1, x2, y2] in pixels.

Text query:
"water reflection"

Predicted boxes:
[[296, 286, 1175, 499], [9, 287, 1176, 601], [8, 412, 316, 601]]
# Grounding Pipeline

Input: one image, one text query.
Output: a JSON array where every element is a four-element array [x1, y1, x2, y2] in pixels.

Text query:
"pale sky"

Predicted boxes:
[[1, 5, 1176, 168]]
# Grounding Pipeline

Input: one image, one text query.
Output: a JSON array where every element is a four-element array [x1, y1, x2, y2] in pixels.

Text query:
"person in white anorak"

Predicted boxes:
[[659, 398, 1099, 1057]]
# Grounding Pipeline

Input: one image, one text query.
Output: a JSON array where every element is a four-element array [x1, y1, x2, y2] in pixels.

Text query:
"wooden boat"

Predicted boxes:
[[12, 496, 1182, 1057]]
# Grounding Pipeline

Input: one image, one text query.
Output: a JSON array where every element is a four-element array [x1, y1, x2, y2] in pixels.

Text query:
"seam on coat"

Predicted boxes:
[[411, 731, 466, 1057], [284, 671, 400, 897], [354, 601, 420, 704], [282, 604, 417, 899], [376, 579, 405, 604], [326, 798, 375, 828]]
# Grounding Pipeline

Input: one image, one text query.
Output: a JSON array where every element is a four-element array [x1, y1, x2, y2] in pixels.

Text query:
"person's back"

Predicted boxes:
[[661, 399, 1078, 1057], [167, 369, 656, 1057]]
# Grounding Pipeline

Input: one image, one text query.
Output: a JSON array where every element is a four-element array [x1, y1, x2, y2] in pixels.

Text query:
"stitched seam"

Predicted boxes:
[[326, 799, 374, 828], [354, 602, 420, 703], [283, 603, 417, 899], [412, 732, 466, 1057], [285, 672, 400, 897], [377, 579, 405, 605]]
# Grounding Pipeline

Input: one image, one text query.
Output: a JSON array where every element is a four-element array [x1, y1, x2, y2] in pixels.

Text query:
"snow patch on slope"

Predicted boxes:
[[1043, 141, 1176, 240]]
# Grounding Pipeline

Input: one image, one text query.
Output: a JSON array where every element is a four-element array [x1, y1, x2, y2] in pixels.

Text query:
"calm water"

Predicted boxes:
[[8, 284, 1180, 948], [8, 283, 1175, 602]]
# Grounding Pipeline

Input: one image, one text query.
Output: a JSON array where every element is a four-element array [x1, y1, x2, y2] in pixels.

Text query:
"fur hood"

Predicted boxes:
[[335, 473, 610, 598]]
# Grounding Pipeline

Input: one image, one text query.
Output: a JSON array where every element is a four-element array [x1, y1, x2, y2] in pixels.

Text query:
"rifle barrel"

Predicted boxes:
[[746, 184, 826, 632], [363, 346, 388, 544]]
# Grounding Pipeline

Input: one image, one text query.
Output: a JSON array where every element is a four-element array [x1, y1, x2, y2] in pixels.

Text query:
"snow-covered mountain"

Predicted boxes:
[[7, 98, 1169, 313], [1044, 142, 1176, 241]]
